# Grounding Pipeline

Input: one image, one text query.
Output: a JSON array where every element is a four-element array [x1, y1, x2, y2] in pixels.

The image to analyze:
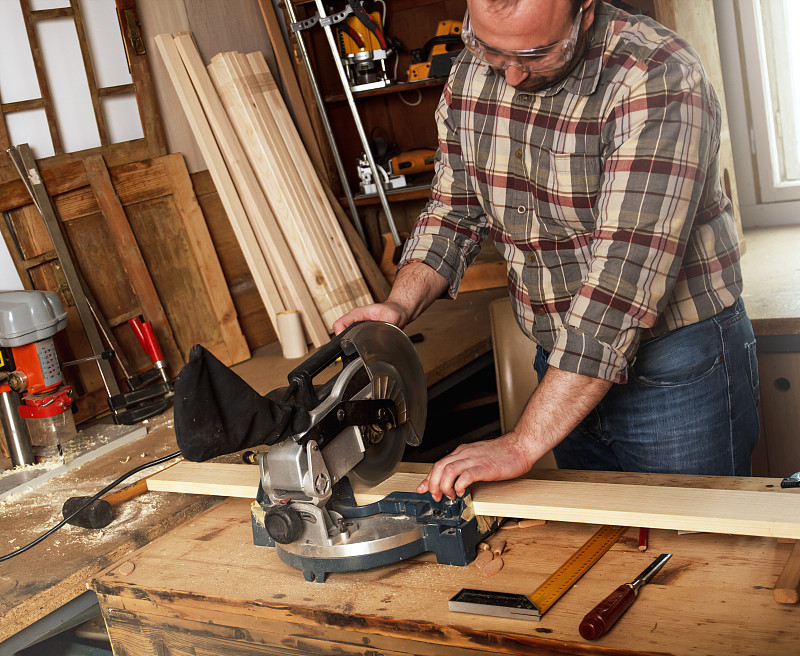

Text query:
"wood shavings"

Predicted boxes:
[[483, 556, 504, 577]]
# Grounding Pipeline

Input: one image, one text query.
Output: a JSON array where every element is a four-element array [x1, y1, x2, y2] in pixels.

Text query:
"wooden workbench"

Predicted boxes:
[[0, 287, 506, 646], [91, 476, 798, 656]]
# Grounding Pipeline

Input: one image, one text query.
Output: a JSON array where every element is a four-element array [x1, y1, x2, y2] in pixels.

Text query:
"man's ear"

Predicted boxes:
[[582, 0, 597, 30]]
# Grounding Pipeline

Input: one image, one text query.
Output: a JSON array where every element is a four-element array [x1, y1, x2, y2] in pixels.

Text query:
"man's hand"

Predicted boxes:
[[417, 431, 540, 501], [333, 262, 451, 335], [418, 366, 614, 501], [332, 302, 409, 335]]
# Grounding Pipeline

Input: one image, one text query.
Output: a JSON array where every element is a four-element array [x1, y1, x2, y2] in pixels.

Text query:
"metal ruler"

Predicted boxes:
[[449, 525, 628, 621]]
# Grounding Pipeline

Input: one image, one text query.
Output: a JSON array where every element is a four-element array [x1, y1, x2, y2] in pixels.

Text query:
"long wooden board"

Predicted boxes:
[[153, 32, 285, 342], [171, 32, 328, 347], [146, 462, 800, 539]]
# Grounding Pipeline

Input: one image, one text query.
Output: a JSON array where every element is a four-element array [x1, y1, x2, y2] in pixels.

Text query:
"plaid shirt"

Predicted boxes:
[[399, 1, 742, 383]]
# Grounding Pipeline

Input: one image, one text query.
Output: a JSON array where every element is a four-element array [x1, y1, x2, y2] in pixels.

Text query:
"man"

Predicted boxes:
[[334, 0, 760, 501]]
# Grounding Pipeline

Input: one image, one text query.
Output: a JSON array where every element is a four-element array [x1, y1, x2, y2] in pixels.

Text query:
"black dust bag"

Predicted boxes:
[[173, 345, 307, 462]]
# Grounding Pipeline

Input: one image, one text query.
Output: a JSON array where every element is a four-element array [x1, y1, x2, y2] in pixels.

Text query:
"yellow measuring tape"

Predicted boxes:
[[528, 524, 629, 617]]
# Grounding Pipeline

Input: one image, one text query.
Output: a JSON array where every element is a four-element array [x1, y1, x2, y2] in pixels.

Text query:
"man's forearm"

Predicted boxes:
[[512, 366, 613, 462], [387, 261, 450, 326]]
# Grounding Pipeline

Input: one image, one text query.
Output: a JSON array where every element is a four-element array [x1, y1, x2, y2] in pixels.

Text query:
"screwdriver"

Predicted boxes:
[[579, 553, 672, 640]]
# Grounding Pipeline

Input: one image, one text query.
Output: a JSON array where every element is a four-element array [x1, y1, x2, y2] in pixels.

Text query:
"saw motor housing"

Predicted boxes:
[[251, 322, 497, 582]]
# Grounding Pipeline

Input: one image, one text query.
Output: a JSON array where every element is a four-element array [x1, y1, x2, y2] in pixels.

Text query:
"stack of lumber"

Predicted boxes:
[[155, 32, 373, 347]]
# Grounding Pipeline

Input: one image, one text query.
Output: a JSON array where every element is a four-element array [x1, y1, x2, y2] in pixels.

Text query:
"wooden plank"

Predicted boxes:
[[147, 463, 800, 540], [245, 53, 374, 308], [83, 154, 185, 373], [191, 169, 276, 349], [211, 52, 349, 328], [212, 52, 371, 328], [254, 0, 327, 177], [775, 541, 800, 604], [159, 152, 250, 364], [153, 32, 285, 341], [92, 495, 800, 656], [171, 32, 328, 347]]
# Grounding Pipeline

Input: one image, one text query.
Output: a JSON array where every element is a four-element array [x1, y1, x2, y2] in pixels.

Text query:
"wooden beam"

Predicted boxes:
[[83, 154, 185, 371], [160, 153, 250, 364], [146, 463, 800, 540], [211, 51, 371, 328], [171, 32, 328, 347], [153, 32, 285, 341], [775, 541, 800, 604]]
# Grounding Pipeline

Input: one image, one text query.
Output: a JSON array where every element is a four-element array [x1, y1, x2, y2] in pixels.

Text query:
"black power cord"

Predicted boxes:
[[0, 450, 181, 562]]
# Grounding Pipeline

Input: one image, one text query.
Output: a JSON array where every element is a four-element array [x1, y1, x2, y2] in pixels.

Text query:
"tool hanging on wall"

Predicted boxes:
[[407, 19, 464, 81], [449, 525, 629, 620], [333, 2, 395, 91]]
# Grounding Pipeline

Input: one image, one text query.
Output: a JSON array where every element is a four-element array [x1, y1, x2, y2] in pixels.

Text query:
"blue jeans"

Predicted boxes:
[[533, 298, 760, 475]]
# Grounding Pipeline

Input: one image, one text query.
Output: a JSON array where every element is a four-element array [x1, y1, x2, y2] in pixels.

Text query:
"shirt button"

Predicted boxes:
[[515, 149, 523, 159], [536, 308, 546, 316], [518, 94, 530, 101], [517, 206, 526, 214], [527, 253, 535, 262]]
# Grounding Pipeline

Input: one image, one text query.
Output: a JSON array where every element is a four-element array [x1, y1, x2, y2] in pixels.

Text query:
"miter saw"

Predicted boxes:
[[246, 322, 498, 582]]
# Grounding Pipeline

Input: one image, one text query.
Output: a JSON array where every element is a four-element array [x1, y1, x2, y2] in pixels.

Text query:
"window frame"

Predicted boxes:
[[714, 0, 800, 227], [0, 0, 165, 185]]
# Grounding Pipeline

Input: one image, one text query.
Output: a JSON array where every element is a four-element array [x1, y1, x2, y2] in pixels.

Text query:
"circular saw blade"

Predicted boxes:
[[342, 322, 426, 487]]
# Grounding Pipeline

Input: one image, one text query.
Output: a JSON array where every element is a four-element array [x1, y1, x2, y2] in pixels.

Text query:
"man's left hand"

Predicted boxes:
[[417, 432, 539, 501]]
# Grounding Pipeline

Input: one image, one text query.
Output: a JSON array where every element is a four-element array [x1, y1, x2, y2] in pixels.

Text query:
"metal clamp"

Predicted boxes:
[[291, 5, 353, 32]]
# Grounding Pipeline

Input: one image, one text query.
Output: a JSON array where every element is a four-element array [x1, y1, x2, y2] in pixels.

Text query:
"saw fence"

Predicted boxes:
[[156, 32, 376, 347]]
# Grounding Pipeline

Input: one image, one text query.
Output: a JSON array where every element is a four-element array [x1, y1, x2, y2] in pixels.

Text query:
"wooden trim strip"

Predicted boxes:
[[97, 83, 136, 97], [29, 7, 73, 20], [19, 0, 63, 154], [1, 98, 46, 113], [147, 463, 800, 540]]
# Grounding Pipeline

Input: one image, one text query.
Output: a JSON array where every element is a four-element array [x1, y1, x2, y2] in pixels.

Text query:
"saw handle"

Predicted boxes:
[[287, 323, 362, 405], [579, 583, 636, 640]]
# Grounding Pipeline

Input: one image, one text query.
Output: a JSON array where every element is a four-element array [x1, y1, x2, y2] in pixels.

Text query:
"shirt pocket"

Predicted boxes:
[[533, 149, 601, 233]]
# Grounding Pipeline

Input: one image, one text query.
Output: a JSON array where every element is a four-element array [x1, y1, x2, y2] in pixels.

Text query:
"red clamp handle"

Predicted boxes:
[[128, 317, 164, 364]]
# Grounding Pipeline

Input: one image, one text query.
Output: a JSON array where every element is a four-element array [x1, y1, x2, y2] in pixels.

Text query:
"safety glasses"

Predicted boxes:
[[461, 6, 584, 73]]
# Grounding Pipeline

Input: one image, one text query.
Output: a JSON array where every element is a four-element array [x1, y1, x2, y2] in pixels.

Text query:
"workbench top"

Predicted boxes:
[[92, 490, 798, 656]]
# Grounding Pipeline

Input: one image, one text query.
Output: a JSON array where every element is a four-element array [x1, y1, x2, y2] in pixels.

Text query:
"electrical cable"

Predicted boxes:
[[399, 89, 423, 107], [0, 450, 181, 562]]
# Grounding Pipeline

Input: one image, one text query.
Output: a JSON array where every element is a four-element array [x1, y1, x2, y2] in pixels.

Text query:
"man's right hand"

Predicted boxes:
[[332, 302, 410, 335]]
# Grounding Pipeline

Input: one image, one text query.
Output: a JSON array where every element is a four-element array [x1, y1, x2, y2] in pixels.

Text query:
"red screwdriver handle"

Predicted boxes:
[[579, 583, 637, 640]]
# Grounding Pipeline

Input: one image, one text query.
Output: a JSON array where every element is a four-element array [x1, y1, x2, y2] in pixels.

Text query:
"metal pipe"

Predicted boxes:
[[0, 390, 35, 467], [309, 0, 401, 247], [283, 1, 373, 245]]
